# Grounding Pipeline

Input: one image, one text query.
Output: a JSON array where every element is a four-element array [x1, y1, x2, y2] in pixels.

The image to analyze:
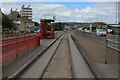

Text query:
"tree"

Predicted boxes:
[[34, 22, 39, 26], [2, 13, 15, 30], [53, 22, 64, 31]]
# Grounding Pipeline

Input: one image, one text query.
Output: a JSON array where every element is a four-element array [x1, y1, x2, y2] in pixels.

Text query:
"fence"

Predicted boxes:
[[0, 33, 36, 39], [0, 33, 40, 63]]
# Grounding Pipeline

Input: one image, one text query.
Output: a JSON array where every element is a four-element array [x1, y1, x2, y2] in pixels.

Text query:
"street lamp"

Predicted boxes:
[[90, 9, 99, 23], [89, 9, 96, 32], [89, 8, 97, 23]]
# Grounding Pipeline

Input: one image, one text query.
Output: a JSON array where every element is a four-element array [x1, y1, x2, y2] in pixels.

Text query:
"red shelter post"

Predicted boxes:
[[40, 19, 55, 39]]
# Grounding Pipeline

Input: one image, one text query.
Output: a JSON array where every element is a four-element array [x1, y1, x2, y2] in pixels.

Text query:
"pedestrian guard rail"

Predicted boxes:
[[0, 33, 41, 63]]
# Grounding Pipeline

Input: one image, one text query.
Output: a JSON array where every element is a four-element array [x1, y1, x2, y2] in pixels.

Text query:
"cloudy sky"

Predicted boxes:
[[1, 1, 117, 23], [0, 0, 118, 2]]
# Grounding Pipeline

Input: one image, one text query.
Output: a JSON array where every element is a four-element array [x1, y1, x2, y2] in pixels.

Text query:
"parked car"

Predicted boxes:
[[85, 30, 90, 33], [82, 29, 90, 33], [113, 28, 120, 35], [96, 29, 107, 36], [107, 29, 113, 34], [81, 30, 86, 32], [107, 24, 120, 35]]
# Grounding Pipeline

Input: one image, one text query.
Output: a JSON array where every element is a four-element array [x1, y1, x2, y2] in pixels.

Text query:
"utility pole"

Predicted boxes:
[[90, 10, 95, 32], [116, 0, 118, 24]]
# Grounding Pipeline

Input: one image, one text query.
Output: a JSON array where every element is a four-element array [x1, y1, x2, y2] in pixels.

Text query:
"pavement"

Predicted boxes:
[[71, 31, 118, 78]]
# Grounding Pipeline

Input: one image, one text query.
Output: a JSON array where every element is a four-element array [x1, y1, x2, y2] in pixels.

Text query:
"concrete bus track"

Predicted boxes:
[[41, 33, 95, 79], [71, 35, 102, 79], [69, 33, 95, 79], [42, 33, 72, 78], [71, 31, 119, 78], [4, 33, 96, 80], [16, 35, 64, 79]]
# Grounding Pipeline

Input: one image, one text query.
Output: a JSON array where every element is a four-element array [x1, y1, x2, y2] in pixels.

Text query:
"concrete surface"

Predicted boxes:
[[69, 34, 95, 78], [43, 34, 72, 78], [2, 39, 54, 78], [72, 32, 106, 64], [94, 63, 118, 78], [71, 31, 118, 78], [18, 35, 63, 78]]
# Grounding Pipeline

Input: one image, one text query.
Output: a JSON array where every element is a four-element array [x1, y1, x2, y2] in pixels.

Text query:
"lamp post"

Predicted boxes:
[[89, 9, 96, 32]]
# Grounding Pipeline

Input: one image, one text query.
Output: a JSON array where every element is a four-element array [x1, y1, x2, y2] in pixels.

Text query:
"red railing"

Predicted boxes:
[[0, 34, 40, 63]]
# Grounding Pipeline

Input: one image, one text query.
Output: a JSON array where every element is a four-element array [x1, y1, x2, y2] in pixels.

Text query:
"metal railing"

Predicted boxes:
[[0, 34, 39, 63]]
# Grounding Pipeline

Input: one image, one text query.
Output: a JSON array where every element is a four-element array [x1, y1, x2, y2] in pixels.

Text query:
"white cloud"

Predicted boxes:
[[80, 7, 92, 13], [1, 2, 116, 23]]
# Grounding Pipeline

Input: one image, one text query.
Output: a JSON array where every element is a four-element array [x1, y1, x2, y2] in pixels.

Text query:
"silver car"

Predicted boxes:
[[96, 29, 107, 36]]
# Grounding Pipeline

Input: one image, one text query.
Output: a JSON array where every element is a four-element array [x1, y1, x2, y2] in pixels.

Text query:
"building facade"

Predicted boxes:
[[8, 5, 34, 32], [20, 5, 32, 20]]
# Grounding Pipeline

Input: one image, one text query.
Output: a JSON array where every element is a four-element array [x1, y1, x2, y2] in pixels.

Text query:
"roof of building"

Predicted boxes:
[[107, 24, 120, 28]]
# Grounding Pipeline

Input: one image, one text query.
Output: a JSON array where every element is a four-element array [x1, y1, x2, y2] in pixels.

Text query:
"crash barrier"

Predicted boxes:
[[0, 34, 40, 63]]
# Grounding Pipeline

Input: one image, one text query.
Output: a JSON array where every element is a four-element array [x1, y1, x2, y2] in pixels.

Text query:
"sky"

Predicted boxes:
[[1, 2, 118, 24], [0, 0, 119, 2]]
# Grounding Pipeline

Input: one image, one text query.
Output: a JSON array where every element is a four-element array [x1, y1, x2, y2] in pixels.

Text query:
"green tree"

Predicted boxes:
[[2, 14, 15, 30], [53, 22, 64, 31], [34, 22, 39, 26]]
